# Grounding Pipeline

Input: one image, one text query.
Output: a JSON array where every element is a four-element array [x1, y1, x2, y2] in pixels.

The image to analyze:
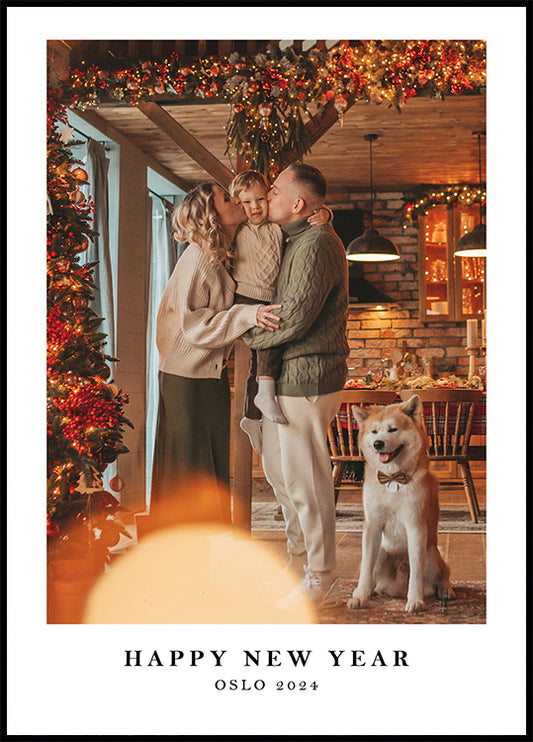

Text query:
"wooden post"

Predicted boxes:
[[231, 339, 253, 532], [230, 154, 254, 534]]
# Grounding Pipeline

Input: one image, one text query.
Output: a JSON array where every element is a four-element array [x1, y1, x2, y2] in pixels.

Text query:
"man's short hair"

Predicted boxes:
[[286, 162, 327, 201]]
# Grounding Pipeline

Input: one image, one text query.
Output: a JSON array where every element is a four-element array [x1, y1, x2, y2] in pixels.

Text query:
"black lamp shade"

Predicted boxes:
[[346, 228, 401, 262], [454, 223, 486, 257]]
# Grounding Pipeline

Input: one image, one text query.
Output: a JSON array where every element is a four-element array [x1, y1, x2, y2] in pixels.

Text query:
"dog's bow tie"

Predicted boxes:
[[377, 470, 409, 491]]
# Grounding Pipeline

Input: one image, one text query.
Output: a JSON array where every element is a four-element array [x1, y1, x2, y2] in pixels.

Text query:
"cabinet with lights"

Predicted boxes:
[[419, 203, 486, 321]]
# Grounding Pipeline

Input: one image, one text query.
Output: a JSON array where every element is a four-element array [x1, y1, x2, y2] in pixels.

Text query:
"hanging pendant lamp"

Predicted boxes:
[[454, 130, 486, 257], [346, 134, 400, 262]]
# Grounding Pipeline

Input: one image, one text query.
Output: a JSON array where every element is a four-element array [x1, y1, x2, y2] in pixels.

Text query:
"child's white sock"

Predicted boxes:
[[254, 379, 288, 424], [239, 417, 263, 454]]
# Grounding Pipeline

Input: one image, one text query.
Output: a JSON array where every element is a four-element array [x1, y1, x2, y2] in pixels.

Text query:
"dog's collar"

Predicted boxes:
[[377, 470, 409, 492]]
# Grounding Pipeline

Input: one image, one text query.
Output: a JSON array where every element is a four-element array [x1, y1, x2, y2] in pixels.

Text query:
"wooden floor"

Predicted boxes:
[[251, 475, 486, 583]]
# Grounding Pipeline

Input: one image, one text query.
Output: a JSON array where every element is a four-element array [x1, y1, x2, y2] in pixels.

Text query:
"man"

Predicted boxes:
[[245, 162, 349, 610]]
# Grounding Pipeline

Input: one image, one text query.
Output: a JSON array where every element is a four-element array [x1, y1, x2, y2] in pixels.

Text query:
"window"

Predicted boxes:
[[145, 169, 186, 503], [64, 111, 120, 490]]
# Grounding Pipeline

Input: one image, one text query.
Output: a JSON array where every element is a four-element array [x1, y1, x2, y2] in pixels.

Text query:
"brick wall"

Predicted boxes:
[[328, 190, 480, 380]]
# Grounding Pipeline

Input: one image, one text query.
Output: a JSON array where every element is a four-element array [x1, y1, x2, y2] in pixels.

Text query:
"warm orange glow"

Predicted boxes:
[[81, 475, 316, 624], [83, 524, 315, 624]]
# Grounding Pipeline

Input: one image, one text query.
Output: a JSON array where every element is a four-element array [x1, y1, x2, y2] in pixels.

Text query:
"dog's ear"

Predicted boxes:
[[352, 405, 370, 427], [400, 394, 422, 419]]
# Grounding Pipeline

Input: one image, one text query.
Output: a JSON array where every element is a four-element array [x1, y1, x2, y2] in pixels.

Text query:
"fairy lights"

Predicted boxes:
[[62, 40, 486, 179], [47, 90, 132, 545], [401, 184, 486, 228]]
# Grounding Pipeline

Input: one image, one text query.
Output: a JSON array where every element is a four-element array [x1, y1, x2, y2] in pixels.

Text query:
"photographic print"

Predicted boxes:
[[5, 4, 528, 738]]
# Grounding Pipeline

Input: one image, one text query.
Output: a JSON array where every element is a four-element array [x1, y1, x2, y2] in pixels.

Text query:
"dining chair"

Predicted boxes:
[[399, 388, 484, 522], [328, 389, 399, 505]]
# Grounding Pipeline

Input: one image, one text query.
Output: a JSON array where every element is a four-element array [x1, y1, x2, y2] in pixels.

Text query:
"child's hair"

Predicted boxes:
[[171, 183, 233, 267], [229, 170, 270, 199]]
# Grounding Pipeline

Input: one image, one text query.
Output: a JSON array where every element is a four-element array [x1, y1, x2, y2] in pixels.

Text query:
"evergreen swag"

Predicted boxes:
[[400, 183, 487, 227], [63, 40, 486, 181], [47, 90, 133, 565]]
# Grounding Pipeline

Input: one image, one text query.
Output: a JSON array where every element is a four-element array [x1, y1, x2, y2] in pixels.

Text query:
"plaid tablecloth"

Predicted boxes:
[[421, 400, 486, 436]]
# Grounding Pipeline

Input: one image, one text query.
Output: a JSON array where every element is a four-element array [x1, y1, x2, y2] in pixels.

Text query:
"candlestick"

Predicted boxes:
[[466, 347, 477, 380], [481, 318, 486, 346], [466, 319, 478, 348]]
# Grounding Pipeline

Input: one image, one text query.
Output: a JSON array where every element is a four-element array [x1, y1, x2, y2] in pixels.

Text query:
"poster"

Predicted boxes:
[[5, 4, 528, 737]]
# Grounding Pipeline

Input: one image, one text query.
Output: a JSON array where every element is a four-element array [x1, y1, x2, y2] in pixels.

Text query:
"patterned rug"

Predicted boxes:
[[252, 502, 486, 533], [316, 579, 486, 624]]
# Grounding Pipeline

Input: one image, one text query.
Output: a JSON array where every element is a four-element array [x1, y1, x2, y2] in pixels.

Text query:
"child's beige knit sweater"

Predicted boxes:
[[156, 242, 259, 379], [232, 219, 283, 301]]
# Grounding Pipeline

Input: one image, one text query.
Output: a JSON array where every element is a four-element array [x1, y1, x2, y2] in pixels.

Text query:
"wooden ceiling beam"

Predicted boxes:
[[75, 108, 194, 192], [137, 101, 234, 188]]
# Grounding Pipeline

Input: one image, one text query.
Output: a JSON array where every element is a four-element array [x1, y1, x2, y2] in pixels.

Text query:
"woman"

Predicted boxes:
[[150, 183, 281, 519]]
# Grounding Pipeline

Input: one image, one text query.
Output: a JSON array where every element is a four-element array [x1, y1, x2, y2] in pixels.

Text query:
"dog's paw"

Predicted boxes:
[[347, 594, 370, 610], [437, 585, 456, 601], [405, 598, 425, 613]]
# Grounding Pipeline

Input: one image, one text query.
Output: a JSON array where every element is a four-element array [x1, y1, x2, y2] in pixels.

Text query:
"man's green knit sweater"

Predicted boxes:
[[245, 217, 349, 397]]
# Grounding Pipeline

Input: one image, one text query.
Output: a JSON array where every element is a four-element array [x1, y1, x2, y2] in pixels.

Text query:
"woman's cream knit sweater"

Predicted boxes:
[[156, 242, 259, 379]]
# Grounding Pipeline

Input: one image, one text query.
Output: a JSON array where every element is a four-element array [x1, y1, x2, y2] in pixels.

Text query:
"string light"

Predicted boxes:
[[401, 184, 486, 226], [63, 40, 485, 179], [47, 91, 132, 549]]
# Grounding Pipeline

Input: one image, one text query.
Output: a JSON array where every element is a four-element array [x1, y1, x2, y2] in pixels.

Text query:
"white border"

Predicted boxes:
[[6, 5, 527, 736]]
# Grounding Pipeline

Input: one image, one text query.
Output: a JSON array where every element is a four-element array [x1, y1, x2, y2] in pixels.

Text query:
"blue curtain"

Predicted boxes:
[[86, 139, 116, 371], [77, 138, 118, 492], [145, 193, 182, 503]]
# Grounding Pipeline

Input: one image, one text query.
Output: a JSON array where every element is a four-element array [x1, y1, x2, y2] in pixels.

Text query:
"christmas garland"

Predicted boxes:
[[61, 40, 486, 180], [400, 184, 486, 227], [47, 89, 133, 561]]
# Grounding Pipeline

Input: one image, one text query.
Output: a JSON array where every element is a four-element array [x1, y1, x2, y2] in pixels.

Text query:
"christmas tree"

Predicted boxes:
[[47, 90, 133, 567]]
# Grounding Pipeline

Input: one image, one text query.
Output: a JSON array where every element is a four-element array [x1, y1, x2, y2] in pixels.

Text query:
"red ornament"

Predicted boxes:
[[69, 189, 86, 205], [75, 237, 89, 253], [109, 475, 125, 492], [72, 296, 89, 309], [47, 513, 59, 536], [71, 167, 89, 183]]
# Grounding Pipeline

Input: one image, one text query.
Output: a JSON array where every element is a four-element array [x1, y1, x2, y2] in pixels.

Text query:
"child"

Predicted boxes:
[[230, 170, 331, 453]]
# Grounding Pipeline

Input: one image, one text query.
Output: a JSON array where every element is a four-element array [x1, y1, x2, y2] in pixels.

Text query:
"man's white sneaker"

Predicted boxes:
[[259, 553, 307, 594], [276, 567, 341, 611]]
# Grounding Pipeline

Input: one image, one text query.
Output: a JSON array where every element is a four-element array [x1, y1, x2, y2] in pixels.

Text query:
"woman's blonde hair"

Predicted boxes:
[[171, 183, 233, 267]]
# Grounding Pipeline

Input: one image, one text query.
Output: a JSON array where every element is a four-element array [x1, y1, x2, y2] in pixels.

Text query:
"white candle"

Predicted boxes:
[[481, 319, 486, 345], [466, 319, 478, 348]]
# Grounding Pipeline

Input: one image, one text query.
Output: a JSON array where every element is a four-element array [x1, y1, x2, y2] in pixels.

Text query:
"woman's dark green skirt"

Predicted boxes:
[[150, 370, 231, 512]]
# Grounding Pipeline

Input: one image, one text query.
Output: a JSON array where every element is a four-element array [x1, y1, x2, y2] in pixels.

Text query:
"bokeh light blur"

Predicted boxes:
[[77, 475, 316, 624]]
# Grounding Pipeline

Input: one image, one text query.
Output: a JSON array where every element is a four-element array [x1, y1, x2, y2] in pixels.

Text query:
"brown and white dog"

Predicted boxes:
[[347, 394, 455, 613]]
